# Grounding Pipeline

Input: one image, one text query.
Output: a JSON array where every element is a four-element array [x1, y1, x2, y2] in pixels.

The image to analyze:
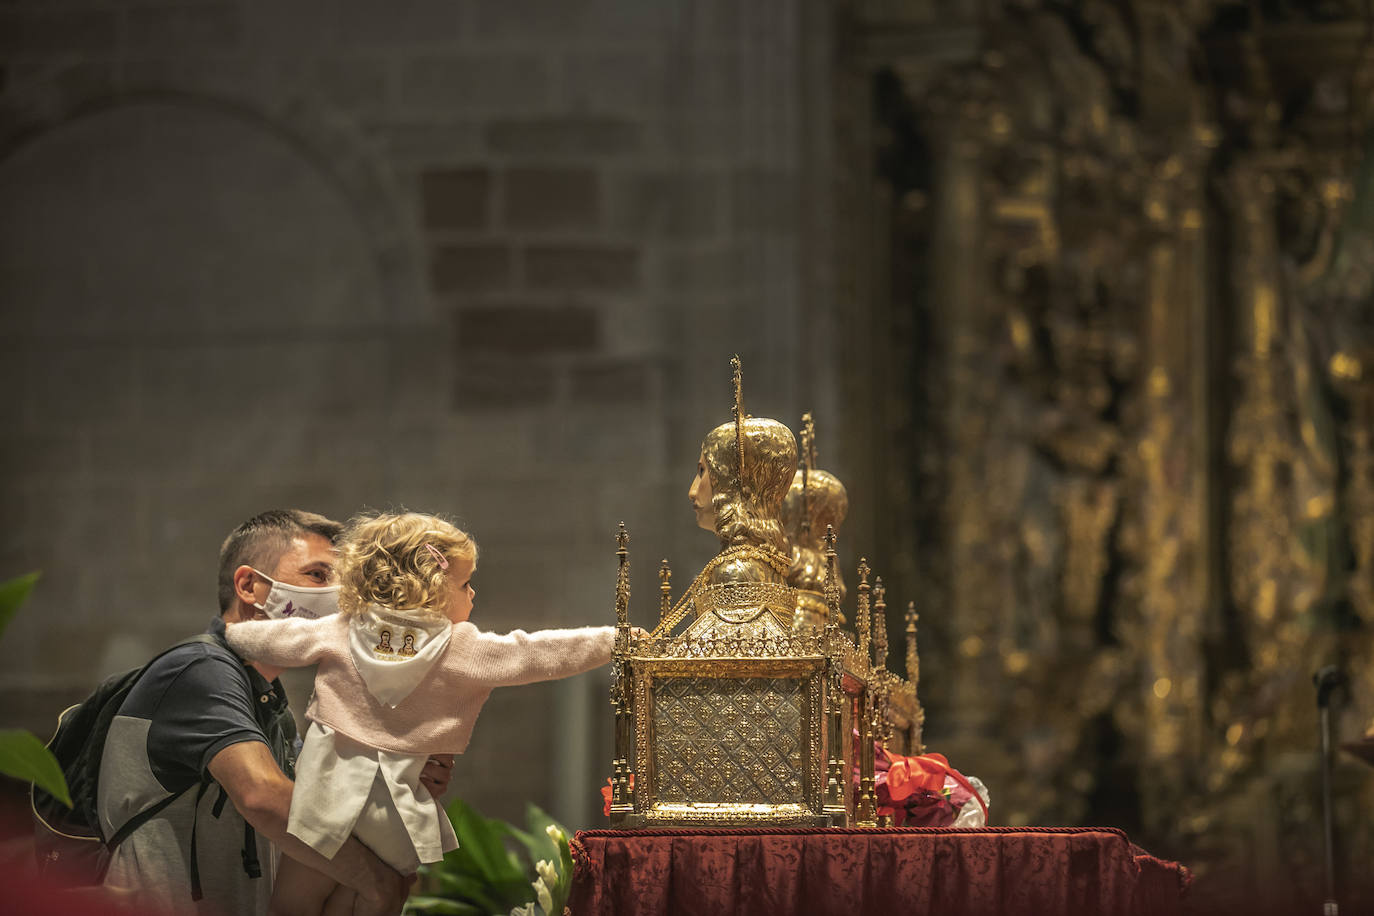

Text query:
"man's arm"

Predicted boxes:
[[207, 741, 409, 912]]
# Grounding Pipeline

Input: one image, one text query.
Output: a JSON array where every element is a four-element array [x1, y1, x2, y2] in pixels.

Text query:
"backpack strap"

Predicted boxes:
[[242, 821, 261, 880], [209, 783, 262, 882], [187, 780, 213, 901], [103, 789, 186, 851]]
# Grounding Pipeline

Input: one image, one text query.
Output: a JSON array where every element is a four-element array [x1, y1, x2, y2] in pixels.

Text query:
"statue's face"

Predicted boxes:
[[688, 449, 715, 533]]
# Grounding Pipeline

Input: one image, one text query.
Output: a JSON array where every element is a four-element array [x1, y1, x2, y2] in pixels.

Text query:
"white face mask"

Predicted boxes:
[[251, 570, 340, 620]]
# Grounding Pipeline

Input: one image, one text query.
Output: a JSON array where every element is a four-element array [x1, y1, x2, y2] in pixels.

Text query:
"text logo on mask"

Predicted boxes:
[[252, 570, 341, 620]]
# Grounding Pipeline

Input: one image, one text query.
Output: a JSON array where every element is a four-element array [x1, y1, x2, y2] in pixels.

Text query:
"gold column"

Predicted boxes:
[[1223, 157, 1292, 668], [609, 523, 634, 817], [925, 70, 998, 738], [854, 559, 877, 826], [1134, 128, 1214, 834]]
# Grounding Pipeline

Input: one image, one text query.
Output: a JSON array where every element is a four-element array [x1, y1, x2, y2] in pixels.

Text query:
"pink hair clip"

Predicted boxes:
[[424, 543, 450, 570]]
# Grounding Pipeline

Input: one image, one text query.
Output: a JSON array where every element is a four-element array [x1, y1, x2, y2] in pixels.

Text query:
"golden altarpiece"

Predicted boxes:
[[604, 364, 925, 827], [831, 0, 1374, 908]]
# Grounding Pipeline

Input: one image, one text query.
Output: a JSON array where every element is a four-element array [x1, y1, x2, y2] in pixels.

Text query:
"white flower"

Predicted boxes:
[[509, 905, 536, 916], [535, 858, 560, 887], [545, 823, 566, 844], [533, 876, 554, 915]]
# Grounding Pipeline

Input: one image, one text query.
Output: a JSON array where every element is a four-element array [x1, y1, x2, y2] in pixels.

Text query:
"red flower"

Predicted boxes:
[[601, 774, 634, 816]]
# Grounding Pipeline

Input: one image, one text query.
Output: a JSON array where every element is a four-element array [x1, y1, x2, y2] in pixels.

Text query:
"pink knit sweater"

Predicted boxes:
[[226, 615, 615, 755]]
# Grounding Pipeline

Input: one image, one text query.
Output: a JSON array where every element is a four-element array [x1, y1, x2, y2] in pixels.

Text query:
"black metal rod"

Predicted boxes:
[[1314, 665, 1345, 916], [1320, 704, 1337, 916]]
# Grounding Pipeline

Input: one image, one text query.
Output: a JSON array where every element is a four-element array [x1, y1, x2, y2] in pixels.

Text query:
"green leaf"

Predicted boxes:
[[445, 799, 526, 886], [0, 729, 70, 807], [0, 572, 40, 643], [402, 896, 485, 915], [523, 804, 565, 864]]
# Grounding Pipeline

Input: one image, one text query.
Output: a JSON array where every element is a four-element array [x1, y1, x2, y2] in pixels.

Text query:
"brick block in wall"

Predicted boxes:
[[559, 51, 666, 113], [0, 8, 119, 55], [486, 118, 641, 158], [307, 58, 392, 114], [501, 167, 600, 232], [456, 305, 598, 354], [421, 168, 491, 231], [730, 168, 799, 232], [569, 360, 650, 403], [399, 56, 549, 115], [19, 347, 138, 427], [374, 121, 483, 165], [431, 244, 514, 293], [473, 0, 589, 38], [524, 246, 639, 291], [453, 355, 557, 409], [658, 243, 751, 292], [610, 171, 722, 239], [240, 0, 341, 53], [450, 685, 557, 824], [0, 432, 86, 479], [52, 62, 119, 109], [124, 3, 243, 54], [337, 0, 466, 47]]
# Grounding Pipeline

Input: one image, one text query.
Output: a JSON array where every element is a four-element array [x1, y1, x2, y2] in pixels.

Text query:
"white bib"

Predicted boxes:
[[347, 606, 452, 708]]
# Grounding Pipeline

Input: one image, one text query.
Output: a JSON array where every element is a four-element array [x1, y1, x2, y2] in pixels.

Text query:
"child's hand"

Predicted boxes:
[[631, 627, 650, 639]]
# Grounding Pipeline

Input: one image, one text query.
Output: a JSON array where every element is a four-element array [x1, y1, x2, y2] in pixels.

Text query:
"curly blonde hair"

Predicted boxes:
[[337, 511, 477, 619]]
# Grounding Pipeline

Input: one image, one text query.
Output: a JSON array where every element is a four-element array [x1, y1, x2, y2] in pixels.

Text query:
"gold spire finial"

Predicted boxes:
[[800, 411, 815, 536], [801, 411, 816, 472], [823, 525, 840, 621], [857, 559, 872, 669], [658, 558, 672, 623], [614, 522, 630, 630], [873, 576, 888, 672], [905, 601, 920, 689], [731, 355, 746, 494]]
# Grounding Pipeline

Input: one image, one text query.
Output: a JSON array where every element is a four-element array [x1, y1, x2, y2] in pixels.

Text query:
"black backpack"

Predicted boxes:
[[30, 634, 219, 886]]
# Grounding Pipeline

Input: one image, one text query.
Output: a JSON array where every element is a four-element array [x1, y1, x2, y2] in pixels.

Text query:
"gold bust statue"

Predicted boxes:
[[673, 357, 798, 632], [781, 413, 849, 629]]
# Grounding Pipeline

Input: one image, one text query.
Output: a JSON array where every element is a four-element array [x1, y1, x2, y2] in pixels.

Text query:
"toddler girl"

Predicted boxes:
[[226, 511, 619, 916]]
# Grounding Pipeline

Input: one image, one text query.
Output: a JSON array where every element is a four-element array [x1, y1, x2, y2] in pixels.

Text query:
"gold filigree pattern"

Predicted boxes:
[[652, 677, 806, 805]]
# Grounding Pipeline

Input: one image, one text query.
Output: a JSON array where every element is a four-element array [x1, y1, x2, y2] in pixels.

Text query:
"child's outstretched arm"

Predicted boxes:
[[226, 616, 334, 670], [463, 624, 617, 687]]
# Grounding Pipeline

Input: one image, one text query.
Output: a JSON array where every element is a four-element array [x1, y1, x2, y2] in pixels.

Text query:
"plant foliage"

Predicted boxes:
[[404, 800, 574, 916], [0, 572, 72, 806]]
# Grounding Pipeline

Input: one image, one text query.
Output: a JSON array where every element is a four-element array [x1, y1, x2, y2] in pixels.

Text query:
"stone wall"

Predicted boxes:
[[0, 0, 833, 829]]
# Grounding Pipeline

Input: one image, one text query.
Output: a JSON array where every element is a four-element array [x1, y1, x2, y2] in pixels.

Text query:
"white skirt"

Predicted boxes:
[[286, 722, 459, 874]]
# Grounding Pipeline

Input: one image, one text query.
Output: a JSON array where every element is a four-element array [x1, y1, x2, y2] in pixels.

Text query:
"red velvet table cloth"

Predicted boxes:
[[568, 826, 1190, 916]]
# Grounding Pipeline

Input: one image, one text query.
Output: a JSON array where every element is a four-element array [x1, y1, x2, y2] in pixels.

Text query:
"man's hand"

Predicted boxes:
[[420, 754, 455, 798], [208, 741, 411, 908]]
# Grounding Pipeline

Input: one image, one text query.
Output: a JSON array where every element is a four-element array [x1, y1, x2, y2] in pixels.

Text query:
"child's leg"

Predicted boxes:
[[346, 882, 408, 916], [269, 855, 341, 916], [320, 883, 358, 916]]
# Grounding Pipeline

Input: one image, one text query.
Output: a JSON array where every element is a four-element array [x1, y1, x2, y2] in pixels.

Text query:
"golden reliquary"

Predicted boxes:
[[605, 359, 926, 827]]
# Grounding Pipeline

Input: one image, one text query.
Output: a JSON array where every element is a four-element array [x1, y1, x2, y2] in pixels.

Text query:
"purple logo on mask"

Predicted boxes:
[[281, 600, 318, 619]]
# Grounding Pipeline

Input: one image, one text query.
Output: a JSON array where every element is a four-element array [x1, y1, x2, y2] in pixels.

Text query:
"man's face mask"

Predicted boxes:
[[251, 570, 340, 620]]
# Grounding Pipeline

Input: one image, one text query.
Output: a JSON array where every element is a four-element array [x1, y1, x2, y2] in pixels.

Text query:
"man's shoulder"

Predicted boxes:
[[119, 635, 250, 719]]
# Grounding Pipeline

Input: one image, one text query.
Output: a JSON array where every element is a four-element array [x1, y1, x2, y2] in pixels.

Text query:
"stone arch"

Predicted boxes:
[[0, 89, 425, 327], [0, 96, 424, 685]]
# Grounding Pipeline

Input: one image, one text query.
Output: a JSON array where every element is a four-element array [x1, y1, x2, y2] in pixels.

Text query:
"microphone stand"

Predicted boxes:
[[1314, 665, 1346, 916]]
